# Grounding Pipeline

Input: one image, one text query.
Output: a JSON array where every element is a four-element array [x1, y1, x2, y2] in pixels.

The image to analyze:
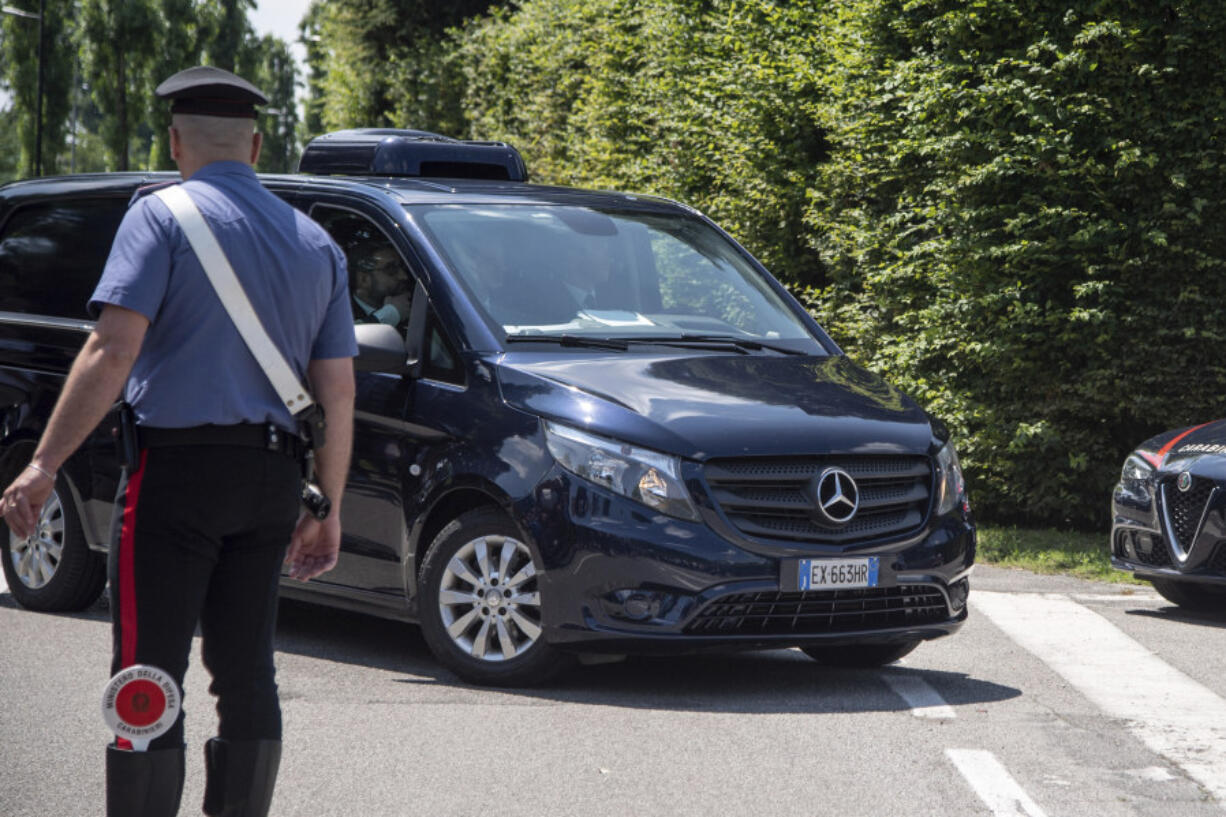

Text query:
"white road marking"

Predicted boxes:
[[973, 591, 1226, 804], [1129, 766, 1177, 783], [881, 672, 956, 719], [947, 748, 1049, 817]]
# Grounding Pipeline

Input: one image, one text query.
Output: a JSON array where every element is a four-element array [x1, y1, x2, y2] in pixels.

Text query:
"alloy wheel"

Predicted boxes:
[[8, 490, 65, 590], [436, 533, 543, 661]]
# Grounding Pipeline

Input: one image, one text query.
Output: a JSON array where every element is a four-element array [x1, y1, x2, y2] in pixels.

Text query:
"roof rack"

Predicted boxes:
[[297, 128, 528, 182]]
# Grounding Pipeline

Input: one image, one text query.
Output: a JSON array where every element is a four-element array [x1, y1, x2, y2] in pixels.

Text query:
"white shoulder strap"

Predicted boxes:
[[154, 184, 314, 415]]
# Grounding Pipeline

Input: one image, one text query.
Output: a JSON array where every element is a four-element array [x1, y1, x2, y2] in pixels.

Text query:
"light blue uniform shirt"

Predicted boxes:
[[90, 161, 358, 431]]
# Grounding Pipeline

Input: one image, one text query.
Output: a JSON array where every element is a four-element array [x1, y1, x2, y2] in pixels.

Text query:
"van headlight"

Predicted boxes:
[[544, 421, 699, 520], [935, 440, 967, 516]]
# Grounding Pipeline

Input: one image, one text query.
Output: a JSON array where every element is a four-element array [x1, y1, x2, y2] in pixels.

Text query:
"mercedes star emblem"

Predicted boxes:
[[814, 467, 860, 525]]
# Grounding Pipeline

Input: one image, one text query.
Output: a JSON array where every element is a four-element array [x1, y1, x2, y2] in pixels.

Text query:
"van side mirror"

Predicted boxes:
[[403, 279, 429, 380], [354, 323, 408, 373]]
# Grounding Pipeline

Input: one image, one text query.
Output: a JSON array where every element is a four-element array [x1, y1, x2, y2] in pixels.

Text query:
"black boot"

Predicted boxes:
[[202, 738, 282, 817], [106, 744, 185, 817]]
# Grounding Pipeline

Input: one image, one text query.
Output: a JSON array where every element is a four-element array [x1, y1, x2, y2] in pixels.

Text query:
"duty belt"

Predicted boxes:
[[137, 423, 307, 460]]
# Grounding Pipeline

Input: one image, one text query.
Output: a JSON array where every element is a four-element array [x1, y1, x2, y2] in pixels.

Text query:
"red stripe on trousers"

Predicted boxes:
[[119, 450, 148, 669]]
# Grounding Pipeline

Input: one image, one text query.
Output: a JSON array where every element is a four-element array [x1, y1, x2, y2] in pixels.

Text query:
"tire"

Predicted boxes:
[[1, 474, 106, 612], [1150, 578, 1226, 615], [801, 640, 920, 667], [418, 507, 572, 686]]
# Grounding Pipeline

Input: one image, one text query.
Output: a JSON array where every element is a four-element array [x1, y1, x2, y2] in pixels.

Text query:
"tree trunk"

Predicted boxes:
[[116, 50, 128, 172]]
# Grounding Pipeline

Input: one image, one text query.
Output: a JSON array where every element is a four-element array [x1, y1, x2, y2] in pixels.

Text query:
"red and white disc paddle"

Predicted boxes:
[[101, 665, 180, 752]]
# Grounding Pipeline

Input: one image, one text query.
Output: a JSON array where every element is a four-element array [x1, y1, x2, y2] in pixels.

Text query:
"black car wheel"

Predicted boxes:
[[801, 640, 920, 667], [1, 475, 106, 612], [419, 507, 572, 686], [1150, 578, 1226, 614]]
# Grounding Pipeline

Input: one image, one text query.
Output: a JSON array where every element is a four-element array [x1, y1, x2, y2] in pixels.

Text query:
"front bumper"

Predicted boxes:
[[1111, 478, 1226, 583], [518, 472, 975, 654]]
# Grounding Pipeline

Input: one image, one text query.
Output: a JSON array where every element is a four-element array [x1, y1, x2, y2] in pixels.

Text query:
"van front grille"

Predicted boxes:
[[703, 455, 932, 545]]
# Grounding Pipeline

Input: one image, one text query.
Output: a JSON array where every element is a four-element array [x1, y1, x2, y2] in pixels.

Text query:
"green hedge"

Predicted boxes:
[[365, 0, 1226, 529], [454, 0, 828, 289], [809, 0, 1226, 527]]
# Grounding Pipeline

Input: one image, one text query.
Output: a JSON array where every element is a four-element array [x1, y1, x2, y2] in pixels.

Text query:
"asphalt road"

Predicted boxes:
[[2, 565, 1225, 817]]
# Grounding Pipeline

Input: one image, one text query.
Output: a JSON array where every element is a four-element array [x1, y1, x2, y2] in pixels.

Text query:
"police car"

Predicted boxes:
[[1112, 421, 1226, 611], [0, 129, 975, 685]]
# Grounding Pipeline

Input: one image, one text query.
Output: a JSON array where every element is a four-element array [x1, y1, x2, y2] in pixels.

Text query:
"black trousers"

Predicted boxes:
[[108, 444, 301, 751]]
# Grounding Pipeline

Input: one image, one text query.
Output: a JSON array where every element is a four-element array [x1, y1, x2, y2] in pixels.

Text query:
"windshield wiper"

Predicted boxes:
[[624, 335, 809, 356], [505, 334, 630, 350]]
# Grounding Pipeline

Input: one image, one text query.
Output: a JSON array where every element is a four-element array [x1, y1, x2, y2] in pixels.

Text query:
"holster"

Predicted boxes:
[[295, 403, 326, 453], [294, 404, 330, 518], [111, 401, 140, 470]]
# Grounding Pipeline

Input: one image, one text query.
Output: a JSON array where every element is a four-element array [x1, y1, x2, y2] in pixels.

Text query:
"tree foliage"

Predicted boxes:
[[199, 0, 255, 74], [454, 0, 828, 288], [0, 0, 298, 177], [302, 0, 500, 135], [245, 34, 300, 173], [2, 0, 75, 176], [79, 0, 160, 171]]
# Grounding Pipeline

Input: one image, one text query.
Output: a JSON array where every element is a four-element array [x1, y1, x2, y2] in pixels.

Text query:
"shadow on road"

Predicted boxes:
[[0, 588, 109, 620], [272, 597, 1020, 715], [1125, 605, 1226, 630]]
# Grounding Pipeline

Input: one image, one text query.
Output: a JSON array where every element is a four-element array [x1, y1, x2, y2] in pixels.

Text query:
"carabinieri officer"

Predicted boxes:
[[0, 66, 358, 817]]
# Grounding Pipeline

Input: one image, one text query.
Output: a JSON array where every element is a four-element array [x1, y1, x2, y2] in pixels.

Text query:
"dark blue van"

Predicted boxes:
[[0, 130, 974, 685]]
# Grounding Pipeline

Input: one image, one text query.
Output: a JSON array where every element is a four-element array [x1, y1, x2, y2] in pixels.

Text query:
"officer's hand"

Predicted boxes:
[[285, 512, 341, 581], [0, 466, 55, 541]]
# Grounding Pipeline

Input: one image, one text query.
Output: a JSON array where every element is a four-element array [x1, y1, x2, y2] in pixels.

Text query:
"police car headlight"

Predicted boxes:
[[1120, 453, 1155, 490], [544, 421, 699, 521], [935, 440, 967, 516]]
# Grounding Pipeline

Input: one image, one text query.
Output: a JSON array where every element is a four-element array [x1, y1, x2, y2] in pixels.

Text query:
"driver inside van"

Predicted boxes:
[[352, 244, 411, 328]]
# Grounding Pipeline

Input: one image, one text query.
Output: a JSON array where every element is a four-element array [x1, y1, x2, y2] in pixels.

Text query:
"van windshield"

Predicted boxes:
[[410, 204, 818, 345]]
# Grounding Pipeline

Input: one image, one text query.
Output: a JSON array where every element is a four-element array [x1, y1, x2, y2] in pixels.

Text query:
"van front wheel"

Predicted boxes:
[[419, 508, 571, 686]]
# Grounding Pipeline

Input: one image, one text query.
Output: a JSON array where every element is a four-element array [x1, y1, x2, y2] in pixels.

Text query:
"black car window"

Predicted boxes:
[[0, 198, 128, 319]]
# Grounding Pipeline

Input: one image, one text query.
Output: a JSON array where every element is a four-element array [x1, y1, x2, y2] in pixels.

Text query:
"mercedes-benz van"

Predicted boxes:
[[0, 130, 974, 685]]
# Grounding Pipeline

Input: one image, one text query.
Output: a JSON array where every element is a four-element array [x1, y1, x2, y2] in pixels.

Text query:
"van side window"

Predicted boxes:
[[422, 314, 462, 384], [0, 199, 128, 319], [309, 206, 415, 332]]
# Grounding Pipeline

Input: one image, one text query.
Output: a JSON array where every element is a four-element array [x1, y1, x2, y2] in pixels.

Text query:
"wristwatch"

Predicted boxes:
[[300, 482, 332, 521]]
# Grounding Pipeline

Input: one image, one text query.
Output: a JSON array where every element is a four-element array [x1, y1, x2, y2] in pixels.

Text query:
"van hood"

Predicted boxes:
[[495, 352, 940, 460]]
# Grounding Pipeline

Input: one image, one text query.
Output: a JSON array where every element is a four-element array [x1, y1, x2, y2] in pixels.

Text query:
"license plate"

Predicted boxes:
[[797, 557, 879, 590]]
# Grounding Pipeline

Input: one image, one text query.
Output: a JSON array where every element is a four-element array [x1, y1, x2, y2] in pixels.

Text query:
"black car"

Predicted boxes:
[[0, 129, 975, 685], [1112, 421, 1226, 612]]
